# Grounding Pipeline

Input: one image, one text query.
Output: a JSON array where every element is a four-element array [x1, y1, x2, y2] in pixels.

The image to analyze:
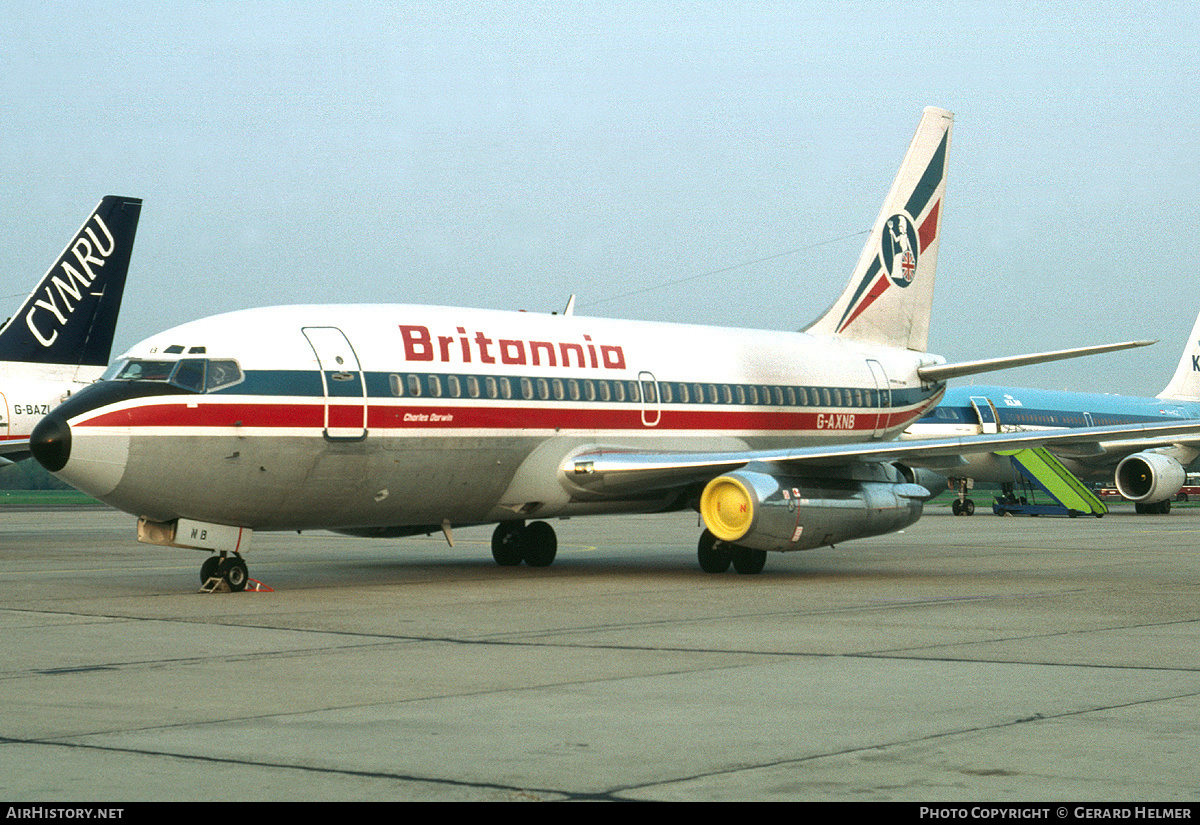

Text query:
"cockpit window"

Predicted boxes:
[[106, 359, 175, 381], [169, 359, 207, 392], [204, 360, 242, 391], [101, 357, 244, 393]]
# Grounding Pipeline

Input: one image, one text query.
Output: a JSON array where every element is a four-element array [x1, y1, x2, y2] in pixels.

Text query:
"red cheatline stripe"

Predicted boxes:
[[74, 400, 933, 433]]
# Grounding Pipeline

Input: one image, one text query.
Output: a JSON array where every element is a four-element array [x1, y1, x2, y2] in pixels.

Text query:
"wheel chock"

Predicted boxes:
[[199, 576, 273, 593], [199, 576, 228, 593]]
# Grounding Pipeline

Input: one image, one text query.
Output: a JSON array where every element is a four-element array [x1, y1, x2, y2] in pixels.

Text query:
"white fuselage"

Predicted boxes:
[[46, 304, 946, 531]]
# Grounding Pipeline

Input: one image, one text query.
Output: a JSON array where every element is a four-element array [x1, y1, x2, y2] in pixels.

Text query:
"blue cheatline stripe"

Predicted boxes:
[[915, 404, 1181, 428], [904, 130, 948, 219], [203, 368, 939, 411]]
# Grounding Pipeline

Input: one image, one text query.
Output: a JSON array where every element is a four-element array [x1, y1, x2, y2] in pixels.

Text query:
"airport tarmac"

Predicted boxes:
[[0, 503, 1197, 802]]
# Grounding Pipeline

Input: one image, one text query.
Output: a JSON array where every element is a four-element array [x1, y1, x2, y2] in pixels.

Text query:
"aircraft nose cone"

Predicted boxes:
[[30, 414, 72, 473]]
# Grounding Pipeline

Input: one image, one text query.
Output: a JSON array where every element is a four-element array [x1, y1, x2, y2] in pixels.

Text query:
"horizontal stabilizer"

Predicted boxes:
[[917, 340, 1155, 383]]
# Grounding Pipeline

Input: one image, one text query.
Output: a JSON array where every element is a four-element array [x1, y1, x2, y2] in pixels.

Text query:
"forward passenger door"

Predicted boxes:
[[302, 326, 368, 440]]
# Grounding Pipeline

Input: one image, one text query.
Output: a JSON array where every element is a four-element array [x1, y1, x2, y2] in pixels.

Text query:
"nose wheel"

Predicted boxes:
[[200, 553, 249, 592]]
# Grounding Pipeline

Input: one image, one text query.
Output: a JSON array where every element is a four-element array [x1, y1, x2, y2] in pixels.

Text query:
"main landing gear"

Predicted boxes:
[[1135, 499, 1172, 514], [200, 552, 249, 592], [950, 477, 976, 516], [491, 520, 558, 567], [697, 529, 767, 574], [489, 522, 770, 573]]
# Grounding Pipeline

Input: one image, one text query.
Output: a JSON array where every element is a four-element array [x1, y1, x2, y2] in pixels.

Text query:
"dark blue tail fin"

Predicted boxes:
[[0, 196, 142, 366]]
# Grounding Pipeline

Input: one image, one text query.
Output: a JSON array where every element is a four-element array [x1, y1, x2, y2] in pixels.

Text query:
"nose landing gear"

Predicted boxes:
[[200, 552, 251, 592]]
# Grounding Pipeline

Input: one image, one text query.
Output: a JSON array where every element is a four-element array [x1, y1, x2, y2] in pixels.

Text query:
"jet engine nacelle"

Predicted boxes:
[[698, 468, 928, 552], [1114, 452, 1186, 503], [894, 463, 948, 501]]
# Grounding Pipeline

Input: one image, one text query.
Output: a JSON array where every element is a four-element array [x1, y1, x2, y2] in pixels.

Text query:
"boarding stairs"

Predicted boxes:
[[991, 447, 1107, 518]]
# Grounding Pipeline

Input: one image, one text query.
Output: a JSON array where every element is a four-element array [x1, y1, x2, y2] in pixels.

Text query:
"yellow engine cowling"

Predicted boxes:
[[699, 469, 927, 552]]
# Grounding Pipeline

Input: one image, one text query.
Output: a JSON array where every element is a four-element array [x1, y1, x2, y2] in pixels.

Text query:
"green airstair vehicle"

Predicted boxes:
[[991, 447, 1108, 517]]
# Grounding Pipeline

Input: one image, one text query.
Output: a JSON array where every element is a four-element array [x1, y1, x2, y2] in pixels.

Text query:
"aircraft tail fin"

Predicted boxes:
[[1157, 309, 1200, 401], [805, 107, 952, 353], [0, 196, 142, 366]]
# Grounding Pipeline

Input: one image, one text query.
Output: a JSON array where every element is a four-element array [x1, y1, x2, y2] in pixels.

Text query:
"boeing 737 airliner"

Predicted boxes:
[[904, 310, 1200, 514], [0, 196, 141, 462], [27, 110, 1198, 590]]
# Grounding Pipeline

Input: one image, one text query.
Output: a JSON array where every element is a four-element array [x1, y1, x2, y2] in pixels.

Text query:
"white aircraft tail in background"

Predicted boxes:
[[1157, 310, 1200, 402]]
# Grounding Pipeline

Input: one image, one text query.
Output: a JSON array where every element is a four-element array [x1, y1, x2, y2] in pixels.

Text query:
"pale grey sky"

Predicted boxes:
[[2, 2, 1197, 395]]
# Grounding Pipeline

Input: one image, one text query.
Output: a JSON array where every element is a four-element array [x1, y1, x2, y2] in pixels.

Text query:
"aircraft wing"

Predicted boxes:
[[561, 420, 1200, 496], [0, 440, 31, 463], [1038, 431, 1200, 468]]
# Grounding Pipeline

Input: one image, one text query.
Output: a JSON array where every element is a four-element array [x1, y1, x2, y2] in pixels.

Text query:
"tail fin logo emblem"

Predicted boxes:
[[882, 214, 919, 288]]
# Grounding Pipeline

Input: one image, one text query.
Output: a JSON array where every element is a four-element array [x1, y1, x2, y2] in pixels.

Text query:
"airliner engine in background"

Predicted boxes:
[[28, 109, 1197, 590], [904, 309, 1200, 514], [0, 196, 141, 462]]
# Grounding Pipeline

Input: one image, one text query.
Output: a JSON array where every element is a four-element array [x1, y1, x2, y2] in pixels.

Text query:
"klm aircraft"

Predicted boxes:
[[904, 311, 1200, 514]]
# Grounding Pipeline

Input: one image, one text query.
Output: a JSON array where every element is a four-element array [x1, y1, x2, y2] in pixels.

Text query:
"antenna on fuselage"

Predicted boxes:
[[562, 294, 576, 316]]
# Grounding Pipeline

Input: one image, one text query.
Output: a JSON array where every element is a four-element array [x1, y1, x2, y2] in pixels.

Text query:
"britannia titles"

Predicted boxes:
[[399, 324, 626, 371]]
